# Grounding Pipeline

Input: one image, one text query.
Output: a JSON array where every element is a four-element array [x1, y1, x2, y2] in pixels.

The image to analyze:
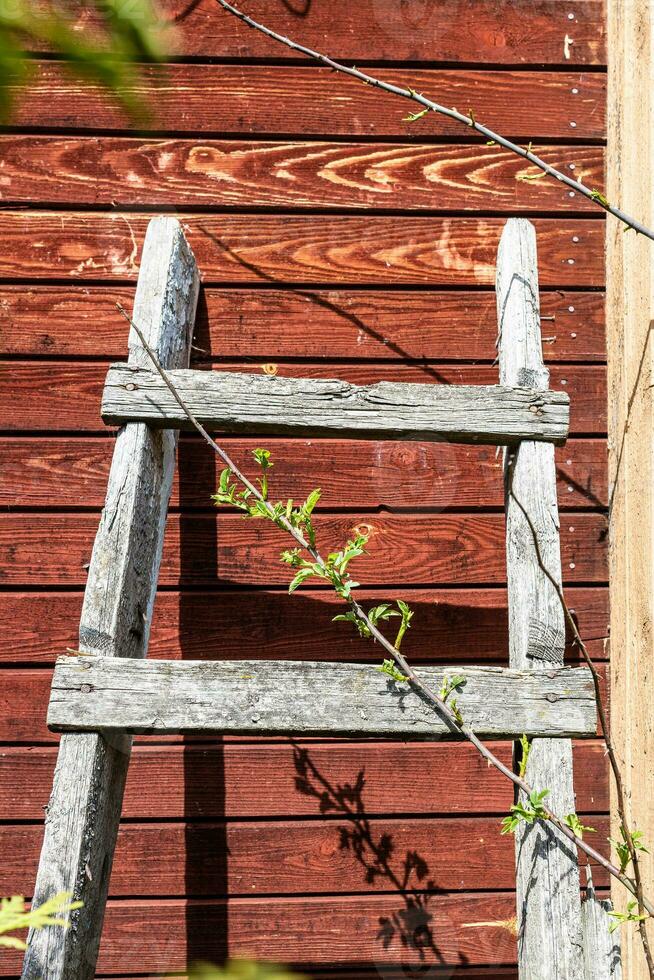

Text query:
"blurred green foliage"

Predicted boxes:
[[0, 0, 171, 121], [187, 962, 306, 980], [0, 892, 82, 951]]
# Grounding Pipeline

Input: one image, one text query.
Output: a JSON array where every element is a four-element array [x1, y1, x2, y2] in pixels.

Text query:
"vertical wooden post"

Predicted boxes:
[[607, 3, 654, 976], [582, 869, 622, 979], [22, 217, 199, 980], [497, 218, 584, 979]]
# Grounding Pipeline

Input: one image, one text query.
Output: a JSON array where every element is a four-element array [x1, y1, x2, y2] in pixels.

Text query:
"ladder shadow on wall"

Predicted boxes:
[[178, 284, 228, 966]]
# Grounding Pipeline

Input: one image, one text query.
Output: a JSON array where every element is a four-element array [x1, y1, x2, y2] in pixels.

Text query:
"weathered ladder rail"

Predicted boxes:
[[497, 221, 618, 979], [22, 217, 200, 980], [23, 217, 618, 980]]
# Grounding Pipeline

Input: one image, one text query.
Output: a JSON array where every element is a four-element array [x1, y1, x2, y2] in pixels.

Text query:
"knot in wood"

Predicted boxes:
[[125, 382, 138, 391]]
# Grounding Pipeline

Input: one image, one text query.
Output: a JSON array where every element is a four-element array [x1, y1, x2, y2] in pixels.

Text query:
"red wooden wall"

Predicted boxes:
[[0, 1, 608, 976]]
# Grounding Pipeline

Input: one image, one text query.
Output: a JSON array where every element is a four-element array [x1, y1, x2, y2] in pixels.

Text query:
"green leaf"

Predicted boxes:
[[501, 814, 521, 835], [517, 171, 547, 181], [609, 826, 649, 873], [219, 468, 231, 493], [280, 548, 303, 566], [302, 488, 321, 516], [403, 107, 430, 122], [608, 900, 648, 933], [528, 788, 550, 814], [252, 448, 272, 469], [563, 813, 596, 840], [376, 659, 409, 683], [590, 188, 610, 208], [367, 603, 400, 626], [518, 734, 531, 779], [288, 568, 314, 594]]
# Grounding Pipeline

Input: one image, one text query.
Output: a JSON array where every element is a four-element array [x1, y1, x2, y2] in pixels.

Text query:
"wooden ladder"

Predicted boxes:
[[22, 216, 619, 980]]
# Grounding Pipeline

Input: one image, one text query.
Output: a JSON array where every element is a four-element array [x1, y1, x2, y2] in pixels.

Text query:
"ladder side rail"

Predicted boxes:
[[497, 218, 585, 980], [22, 217, 199, 980]]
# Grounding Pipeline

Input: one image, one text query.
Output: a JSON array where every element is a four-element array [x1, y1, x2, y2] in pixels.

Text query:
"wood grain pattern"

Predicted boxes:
[[606, 2, 654, 972], [101, 366, 570, 445], [0, 213, 604, 286], [21, 218, 199, 980], [0, 286, 606, 361], [0, 741, 610, 822], [25, 0, 604, 64], [0, 437, 608, 510], [47, 657, 597, 738], [498, 218, 582, 978], [0, 893, 523, 974], [582, 875, 622, 978], [10, 64, 605, 138], [0, 587, 610, 667], [0, 512, 608, 587], [74, 972, 523, 980], [0, 660, 609, 744], [0, 137, 603, 212], [1, 816, 611, 898], [0, 363, 606, 433]]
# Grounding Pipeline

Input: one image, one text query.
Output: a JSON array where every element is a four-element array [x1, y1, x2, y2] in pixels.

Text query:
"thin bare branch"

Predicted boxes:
[[507, 479, 654, 972], [117, 301, 654, 919], [214, 0, 654, 241]]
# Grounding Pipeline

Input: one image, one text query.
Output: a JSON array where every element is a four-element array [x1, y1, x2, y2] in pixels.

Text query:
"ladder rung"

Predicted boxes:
[[48, 658, 595, 738], [102, 366, 570, 446]]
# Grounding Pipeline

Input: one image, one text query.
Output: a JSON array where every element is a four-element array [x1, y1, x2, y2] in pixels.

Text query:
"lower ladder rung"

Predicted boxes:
[[47, 657, 596, 738]]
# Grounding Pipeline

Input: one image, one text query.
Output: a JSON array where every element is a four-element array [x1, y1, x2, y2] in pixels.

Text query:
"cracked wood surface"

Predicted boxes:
[[21, 218, 199, 980], [498, 219, 585, 979], [47, 658, 597, 739], [102, 366, 570, 445]]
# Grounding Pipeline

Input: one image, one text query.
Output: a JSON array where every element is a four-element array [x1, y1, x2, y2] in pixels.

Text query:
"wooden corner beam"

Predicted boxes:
[[607, 1, 654, 974], [102, 366, 570, 446]]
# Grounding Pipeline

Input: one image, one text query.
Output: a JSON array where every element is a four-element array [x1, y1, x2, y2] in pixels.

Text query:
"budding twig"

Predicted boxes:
[[214, 0, 654, 241], [116, 301, 654, 920]]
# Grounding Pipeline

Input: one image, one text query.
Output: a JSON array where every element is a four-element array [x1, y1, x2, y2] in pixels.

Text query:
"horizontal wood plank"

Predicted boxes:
[[0, 512, 608, 587], [0, 363, 606, 433], [24, 0, 604, 64], [47, 658, 597, 738], [0, 137, 603, 212], [0, 437, 608, 510], [0, 892, 522, 973], [0, 587, 609, 667], [1, 664, 609, 745], [101, 366, 570, 445], [87, 972, 522, 980], [0, 287, 606, 362], [0, 741, 609, 821], [0, 214, 604, 286], [1, 815, 610, 897], [10, 65, 605, 138]]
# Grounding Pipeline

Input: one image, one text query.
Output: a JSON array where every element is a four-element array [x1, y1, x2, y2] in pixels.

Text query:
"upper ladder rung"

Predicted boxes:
[[102, 365, 570, 446]]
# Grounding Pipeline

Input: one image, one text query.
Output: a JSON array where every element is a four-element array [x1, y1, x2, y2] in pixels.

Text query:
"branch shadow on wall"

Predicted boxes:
[[290, 739, 467, 973], [196, 226, 450, 384]]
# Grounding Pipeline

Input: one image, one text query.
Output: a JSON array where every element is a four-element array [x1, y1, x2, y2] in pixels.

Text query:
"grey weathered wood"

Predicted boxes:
[[102, 366, 570, 445], [498, 219, 584, 980], [47, 658, 597, 739], [22, 217, 199, 980], [582, 869, 622, 979]]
